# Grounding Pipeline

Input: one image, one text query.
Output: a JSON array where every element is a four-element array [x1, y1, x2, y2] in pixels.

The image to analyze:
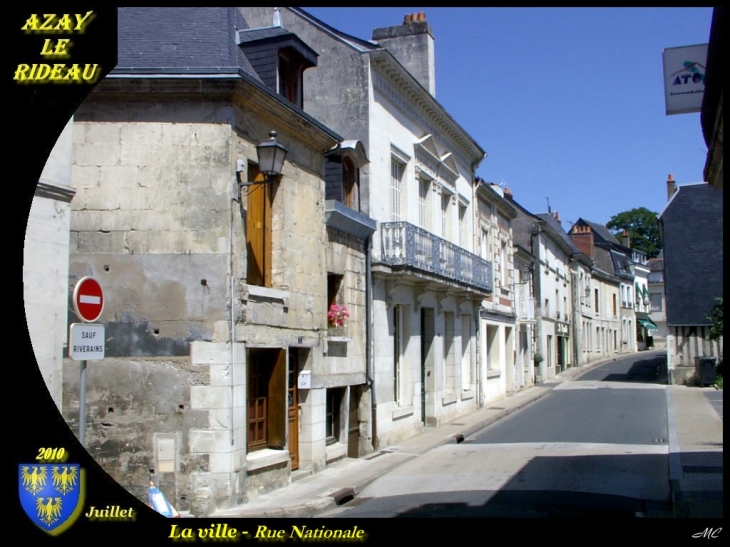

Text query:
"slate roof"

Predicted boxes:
[[659, 183, 723, 326], [535, 213, 581, 255], [592, 248, 619, 283], [582, 219, 619, 245], [647, 256, 664, 272], [573, 218, 635, 256], [109, 8, 341, 143], [115, 8, 257, 77], [237, 26, 292, 43], [609, 249, 634, 281], [237, 26, 319, 66], [505, 196, 541, 251], [506, 198, 584, 261]]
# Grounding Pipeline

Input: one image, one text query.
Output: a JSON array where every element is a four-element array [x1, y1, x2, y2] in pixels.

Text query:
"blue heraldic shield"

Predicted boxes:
[[19, 464, 83, 534]]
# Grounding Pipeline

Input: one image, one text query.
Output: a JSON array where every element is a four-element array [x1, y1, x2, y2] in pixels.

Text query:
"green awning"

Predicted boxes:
[[642, 285, 650, 299], [637, 317, 658, 331]]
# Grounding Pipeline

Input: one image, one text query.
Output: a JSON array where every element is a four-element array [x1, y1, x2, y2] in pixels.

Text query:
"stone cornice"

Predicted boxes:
[[370, 51, 485, 171], [35, 181, 76, 203], [93, 72, 341, 152], [476, 183, 518, 219]]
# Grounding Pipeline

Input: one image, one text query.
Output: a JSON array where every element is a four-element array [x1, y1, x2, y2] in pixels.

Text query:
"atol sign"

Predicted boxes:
[[662, 43, 708, 115]]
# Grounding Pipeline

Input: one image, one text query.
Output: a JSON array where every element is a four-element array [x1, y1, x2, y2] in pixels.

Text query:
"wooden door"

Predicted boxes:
[[347, 388, 359, 457], [288, 350, 299, 470]]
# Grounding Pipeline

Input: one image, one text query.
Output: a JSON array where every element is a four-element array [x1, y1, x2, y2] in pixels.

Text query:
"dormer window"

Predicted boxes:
[[278, 48, 305, 107], [342, 157, 357, 209], [237, 27, 318, 109], [325, 155, 360, 211], [324, 140, 368, 213]]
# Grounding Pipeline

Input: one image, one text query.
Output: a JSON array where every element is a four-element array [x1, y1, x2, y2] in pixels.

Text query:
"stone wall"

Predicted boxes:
[[24, 119, 75, 409], [64, 96, 256, 512]]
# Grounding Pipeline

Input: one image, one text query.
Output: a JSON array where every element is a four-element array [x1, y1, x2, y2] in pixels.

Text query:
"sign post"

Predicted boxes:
[[70, 277, 105, 446]]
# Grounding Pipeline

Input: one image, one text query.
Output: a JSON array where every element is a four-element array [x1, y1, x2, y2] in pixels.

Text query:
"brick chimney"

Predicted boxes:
[[621, 229, 631, 248], [570, 225, 594, 257], [667, 174, 676, 201], [372, 12, 435, 96]]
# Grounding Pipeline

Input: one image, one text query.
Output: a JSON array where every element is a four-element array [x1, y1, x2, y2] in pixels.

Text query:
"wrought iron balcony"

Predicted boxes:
[[380, 222, 492, 292]]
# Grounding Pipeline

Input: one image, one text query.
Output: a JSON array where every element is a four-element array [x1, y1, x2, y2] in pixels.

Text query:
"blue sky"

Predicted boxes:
[[302, 7, 713, 230]]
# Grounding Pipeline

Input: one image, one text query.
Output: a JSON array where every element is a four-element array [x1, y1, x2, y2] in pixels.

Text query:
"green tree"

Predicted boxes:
[[606, 207, 662, 258], [707, 298, 723, 341]]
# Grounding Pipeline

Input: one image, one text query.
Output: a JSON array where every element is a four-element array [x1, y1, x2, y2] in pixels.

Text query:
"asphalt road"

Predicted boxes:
[[325, 353, 672, 518]]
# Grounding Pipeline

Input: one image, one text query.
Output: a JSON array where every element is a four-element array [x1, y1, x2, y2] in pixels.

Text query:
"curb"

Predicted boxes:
[[215, 351, 672, 519]]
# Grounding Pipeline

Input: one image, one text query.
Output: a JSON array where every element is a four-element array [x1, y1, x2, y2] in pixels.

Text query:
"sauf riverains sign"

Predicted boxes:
[[662, 43, 708, 115]]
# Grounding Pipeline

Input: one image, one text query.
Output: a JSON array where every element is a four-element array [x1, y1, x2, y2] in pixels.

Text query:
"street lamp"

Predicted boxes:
[[237, 131, 288, 188], [518, 266, 531, 284]]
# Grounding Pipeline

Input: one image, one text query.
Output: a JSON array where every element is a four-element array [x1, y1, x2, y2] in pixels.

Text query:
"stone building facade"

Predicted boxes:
[[24, 119, 76, 409], [569, 219, 638, 357], [647, 254, 668, 347], [508, 199, 576, 381], [659, 181, 723, 384], [475, 182, 522, 401], [241, 8, 491, 446], [61, 8, 349, 515]]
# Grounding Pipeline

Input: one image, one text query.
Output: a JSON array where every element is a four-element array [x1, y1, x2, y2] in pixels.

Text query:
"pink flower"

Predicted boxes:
[[328, 304, 350, 327]]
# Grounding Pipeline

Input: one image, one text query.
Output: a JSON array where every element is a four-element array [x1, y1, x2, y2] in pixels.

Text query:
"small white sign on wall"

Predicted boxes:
[[69, 323, 105, 360], [297, 370, 311, 390]]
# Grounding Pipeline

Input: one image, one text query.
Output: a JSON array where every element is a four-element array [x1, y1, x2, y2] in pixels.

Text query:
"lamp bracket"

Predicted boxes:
[[236, 171, 271, 187]]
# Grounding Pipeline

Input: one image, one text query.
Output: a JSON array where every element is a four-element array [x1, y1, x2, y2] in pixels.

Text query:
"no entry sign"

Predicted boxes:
[[73, 276, 104, 322]]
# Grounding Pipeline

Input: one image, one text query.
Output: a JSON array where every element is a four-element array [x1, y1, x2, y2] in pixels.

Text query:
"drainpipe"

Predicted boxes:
[[475, 311, 482, 408], [230, 180, 237, 446], [365, 234, 377, 449], [530, 221, 544, 382], [570, 263, 580, 367]]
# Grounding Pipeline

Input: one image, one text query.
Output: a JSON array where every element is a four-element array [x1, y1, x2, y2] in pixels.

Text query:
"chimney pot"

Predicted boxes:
[[570, 224, 594, 257], [419, 12, 426, 21], [667, 173, 676, 201]]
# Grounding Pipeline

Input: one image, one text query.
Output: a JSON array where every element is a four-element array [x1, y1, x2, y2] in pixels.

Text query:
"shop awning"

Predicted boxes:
[[637, 317, 658, 331]]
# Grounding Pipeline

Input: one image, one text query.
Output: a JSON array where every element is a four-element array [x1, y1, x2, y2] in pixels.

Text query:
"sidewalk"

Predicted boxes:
[[210, 351, 723, 519], [667, 383, 724, 518]]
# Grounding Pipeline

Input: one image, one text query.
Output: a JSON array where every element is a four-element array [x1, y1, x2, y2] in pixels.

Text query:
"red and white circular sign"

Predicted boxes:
[[73, 276, 104, 323]]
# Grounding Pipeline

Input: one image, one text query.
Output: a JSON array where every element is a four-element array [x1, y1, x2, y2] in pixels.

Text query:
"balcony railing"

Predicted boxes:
[[380, 222, 492, 292]]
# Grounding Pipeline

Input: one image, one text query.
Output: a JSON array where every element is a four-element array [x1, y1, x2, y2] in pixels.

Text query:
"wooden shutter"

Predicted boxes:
[[246, 163, 271, 286], [324, 156, 343, 202]]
